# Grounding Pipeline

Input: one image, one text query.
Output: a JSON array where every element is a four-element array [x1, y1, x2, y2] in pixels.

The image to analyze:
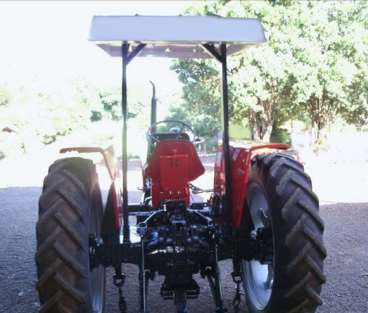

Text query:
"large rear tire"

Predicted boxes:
[[36, 157, 105, 313], [242, 153, 326, 313]]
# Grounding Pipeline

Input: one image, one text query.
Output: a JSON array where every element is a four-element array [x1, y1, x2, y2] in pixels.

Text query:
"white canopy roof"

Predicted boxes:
[[89, 15, 266, 58]]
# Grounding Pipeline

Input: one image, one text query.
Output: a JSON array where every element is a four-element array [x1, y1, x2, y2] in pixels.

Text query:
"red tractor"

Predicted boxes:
[[35, 16, 326, 313]]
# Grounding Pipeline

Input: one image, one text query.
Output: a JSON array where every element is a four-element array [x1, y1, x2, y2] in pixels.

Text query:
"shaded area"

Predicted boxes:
[[0, 186, 367, 312]]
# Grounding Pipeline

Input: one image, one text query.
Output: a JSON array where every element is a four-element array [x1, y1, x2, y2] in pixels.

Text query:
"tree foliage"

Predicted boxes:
[[0, 87, 11, 107], [0, 78, 147, 158], [0, 79, 99, 151], [170, 1, 368, 142], [170, 60, 222, 137]]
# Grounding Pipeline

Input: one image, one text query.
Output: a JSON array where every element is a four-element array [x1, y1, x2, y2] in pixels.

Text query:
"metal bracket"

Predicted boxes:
[[202, 44, 224, 63], [124, 43, 146, 65]]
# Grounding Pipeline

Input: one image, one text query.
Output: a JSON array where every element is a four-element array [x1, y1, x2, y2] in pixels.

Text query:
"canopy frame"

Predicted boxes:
[[120, 42, 233, 243], [89, 16, 266, 239], [89, 15, 266, 58]]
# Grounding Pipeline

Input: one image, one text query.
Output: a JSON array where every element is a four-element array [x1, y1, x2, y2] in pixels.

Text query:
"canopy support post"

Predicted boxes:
[[121, 43, 129, 243], [202, 43, 232, 222], [121, 43, 146, 244], [220, 43, 232, 223]]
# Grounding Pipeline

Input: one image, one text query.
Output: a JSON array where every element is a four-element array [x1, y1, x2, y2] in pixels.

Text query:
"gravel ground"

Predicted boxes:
[[0, 167, 368, 313]]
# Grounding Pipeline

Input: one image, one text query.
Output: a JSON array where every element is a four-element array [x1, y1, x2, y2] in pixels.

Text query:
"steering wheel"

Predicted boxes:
[[147, 119, 196, 143]]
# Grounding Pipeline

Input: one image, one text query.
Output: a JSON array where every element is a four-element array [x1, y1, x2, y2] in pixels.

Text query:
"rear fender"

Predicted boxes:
[[214, 143, 289, 228], [60, 146, 117, 180], [232, 143, 289, 228], [60, 146, 122, 232], [101, 182, 122, 242]]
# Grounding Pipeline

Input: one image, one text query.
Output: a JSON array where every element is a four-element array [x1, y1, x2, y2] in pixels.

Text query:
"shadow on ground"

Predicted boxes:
[[0, 186, 367, 313]]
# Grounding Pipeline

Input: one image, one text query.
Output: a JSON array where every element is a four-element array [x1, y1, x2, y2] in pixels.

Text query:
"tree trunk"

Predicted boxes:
[[262, 124, 273, 142], [248, 111, 256, 141], [254, 119, 273, 142]]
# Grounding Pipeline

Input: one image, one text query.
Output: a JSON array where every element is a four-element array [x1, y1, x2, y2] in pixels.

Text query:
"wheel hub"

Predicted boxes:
[[242, 183, 275, 310]]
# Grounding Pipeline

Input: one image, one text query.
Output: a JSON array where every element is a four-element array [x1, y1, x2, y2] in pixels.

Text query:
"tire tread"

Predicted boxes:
[[246, 153, 326, 313], [36, 157, 102, 313]]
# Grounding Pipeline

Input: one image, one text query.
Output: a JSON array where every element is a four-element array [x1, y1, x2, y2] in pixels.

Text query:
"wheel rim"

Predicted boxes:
[[242, 183, 274, 310], [89, 197, 105, 313]]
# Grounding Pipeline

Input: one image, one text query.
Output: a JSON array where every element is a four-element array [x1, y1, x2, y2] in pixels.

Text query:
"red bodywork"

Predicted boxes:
[[214, 143, 289, 228], [145, 140, 204, 208], [61, 143, 289, 231], [144, 140, 288, 226]]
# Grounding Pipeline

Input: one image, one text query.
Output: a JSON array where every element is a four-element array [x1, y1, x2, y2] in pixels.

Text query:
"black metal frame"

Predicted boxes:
[[115, 42, 233, 313], [121, 42, 232, 243], [202, 43, 232, 222], [121, 42, 146, 243]]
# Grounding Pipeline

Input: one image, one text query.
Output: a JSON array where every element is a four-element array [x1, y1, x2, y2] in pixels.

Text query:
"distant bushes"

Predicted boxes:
[[270, 127, 291, 145]]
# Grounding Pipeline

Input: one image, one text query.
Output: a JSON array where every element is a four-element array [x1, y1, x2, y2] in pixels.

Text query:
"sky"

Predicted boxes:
[[0, 1, 201, 161], [0, 1, 197, 90]]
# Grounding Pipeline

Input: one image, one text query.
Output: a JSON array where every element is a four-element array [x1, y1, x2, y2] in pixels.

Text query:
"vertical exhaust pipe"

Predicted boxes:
[[149, 81, 157, 131], [147, 81, 157, 159]]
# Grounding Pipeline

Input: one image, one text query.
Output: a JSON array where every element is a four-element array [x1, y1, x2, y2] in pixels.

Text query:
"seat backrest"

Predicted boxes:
[[145, 139, 205, 208], [159, 154, 189, 190], [146, 140, 204, 182]]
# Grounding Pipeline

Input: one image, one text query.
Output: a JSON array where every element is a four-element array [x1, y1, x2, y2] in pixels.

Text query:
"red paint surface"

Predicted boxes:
[[145, 140, 205, 208], [111, 182, 122, 229], [214, 143, 289, 227]]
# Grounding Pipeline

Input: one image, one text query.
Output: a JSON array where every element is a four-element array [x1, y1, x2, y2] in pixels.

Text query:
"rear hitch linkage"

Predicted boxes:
[[231, 271, 243, 313], [89, 235, 128, 313], [113, 267, 127, 313], [89, 223, 273, 313]]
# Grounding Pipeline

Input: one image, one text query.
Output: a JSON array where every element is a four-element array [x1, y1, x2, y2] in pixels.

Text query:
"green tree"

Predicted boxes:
[[287, 1, 368, 139], [170, 59, 222, 137], [172, 0, 368, 143], [172, 1, 302, 142], [0, 87, 10, 107]]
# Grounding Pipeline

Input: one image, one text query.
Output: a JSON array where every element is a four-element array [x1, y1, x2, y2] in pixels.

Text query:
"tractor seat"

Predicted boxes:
[[145, 139, 205, 208]]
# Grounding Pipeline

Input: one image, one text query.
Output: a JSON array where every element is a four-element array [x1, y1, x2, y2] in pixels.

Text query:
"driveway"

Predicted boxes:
[[0, 159, 367, 313]]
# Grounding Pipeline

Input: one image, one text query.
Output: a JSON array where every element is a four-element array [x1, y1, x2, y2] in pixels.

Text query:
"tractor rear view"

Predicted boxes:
[[35, 16, 326, 313]]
